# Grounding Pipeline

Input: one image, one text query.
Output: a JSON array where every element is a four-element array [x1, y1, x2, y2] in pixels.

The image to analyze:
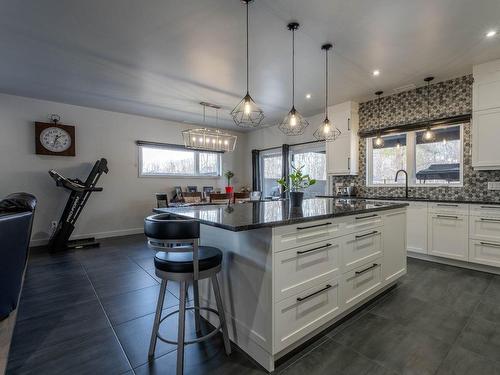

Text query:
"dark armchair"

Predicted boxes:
[[0, 193, 37, 320]]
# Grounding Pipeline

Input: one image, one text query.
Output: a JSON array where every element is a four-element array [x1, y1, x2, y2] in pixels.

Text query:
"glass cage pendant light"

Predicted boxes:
[[278, 22, 309, 136], [423, 76, 435, 142], [183, 102, 237, 152], [314, 43, 341, 141], [373, 91, 385, 148], [230, 0, 264, 128]]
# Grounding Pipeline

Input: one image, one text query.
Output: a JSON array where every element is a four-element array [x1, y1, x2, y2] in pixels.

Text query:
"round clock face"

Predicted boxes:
[[39, 127, 72, 152]]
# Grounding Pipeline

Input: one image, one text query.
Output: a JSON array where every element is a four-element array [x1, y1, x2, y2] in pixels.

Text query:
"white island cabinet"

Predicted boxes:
[[162, 200, 409, 372]]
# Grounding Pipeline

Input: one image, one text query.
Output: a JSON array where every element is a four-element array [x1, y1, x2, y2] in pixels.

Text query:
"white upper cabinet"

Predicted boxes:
[[473, 60, 500, 111], [326, 101, 359, 176], [472, 60, 500, 170]]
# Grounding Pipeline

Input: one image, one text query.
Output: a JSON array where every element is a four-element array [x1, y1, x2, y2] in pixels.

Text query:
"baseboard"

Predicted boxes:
[[29, 227, 144, 247], [408, 251, 500, 275]]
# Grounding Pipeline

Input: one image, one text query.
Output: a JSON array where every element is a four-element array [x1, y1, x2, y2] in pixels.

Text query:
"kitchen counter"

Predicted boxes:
[[320, 195, 500, 205], [154, 198, 408, 231], [153, 198, 408, 372]]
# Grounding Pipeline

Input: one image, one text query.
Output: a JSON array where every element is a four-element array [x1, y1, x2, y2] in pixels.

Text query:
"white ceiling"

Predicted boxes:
[[0, 0, 499, 130]]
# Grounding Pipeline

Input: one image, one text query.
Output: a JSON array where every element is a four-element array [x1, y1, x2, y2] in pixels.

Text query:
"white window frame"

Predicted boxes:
[[138, 144, 222, 178], [366, 124, 464, 187]]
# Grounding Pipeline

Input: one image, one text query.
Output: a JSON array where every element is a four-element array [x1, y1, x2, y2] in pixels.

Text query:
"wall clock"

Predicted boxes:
[[35, 115, 76, 156]]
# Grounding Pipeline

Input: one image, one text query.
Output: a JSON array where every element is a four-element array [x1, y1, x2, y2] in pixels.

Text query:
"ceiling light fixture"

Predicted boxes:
[[305, 93, 312, 99], [279, 22, 309, 136], [230, 0, 264, 128], [423, 76, 435, 142], [314, 43, 341, 141], [373, 70, 380, 76], [183, 102, 237, 152], [373, 91, 384, 148], [486, 30, 497, 38]]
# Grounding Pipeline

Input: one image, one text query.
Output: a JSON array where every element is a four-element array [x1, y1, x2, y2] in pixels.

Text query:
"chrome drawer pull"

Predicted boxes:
[[480, 241, 500, 248], [297, 243, 332, 255], [296, 284, 332, 302], [480, 206, 500, 209], [480, 218, 500, 223], [436, 203, 459, 207], [436, 215, 459, 219], [355, 231, 379, 239], [355, 263, 379, 275], [296, 222, 332, 230], [355, 214, 378, 220]]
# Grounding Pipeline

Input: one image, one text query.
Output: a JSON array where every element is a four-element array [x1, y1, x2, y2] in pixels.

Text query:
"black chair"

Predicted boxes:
[[0, 193, 37, 320], [144, 214, 231, 375]]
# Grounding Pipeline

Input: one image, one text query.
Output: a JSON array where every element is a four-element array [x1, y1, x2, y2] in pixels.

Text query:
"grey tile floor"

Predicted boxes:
[[6, 234, 500, 374]]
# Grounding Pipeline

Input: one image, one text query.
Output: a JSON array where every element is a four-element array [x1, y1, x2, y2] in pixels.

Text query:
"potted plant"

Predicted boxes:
[[224, 170, 235, 194], [277, 165, 316, 207]]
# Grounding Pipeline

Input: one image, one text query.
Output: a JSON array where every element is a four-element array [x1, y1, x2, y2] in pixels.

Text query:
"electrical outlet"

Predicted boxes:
[[488, 182, 500, 191], [50, 221, 58, 234]]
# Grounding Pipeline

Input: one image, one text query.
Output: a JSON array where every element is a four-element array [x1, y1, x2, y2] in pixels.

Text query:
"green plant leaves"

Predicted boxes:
[[276, 164, 317, 192]]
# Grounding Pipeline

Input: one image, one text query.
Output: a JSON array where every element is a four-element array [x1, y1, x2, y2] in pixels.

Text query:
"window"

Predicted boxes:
[[139, 144, 221, 177], [370, 134, 407, 185], [366, 124, 463, 186], [260, 148, 282, 198], [290, 143, 327, 197], [415, 126, 461, 184]]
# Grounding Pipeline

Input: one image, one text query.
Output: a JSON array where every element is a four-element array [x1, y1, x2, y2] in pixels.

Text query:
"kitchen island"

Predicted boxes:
[[155, 198, 408, 372]]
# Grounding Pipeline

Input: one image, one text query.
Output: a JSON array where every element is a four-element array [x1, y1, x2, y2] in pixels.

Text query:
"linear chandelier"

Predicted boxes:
[[183, 102, 237, 152]]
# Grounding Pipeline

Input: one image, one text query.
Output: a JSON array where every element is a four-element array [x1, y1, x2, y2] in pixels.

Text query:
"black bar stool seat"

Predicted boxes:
[[144, 213, 231, 375], [154, 246, 222, 273]]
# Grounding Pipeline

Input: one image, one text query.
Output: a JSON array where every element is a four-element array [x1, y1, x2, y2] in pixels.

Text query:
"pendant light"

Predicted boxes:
[[230, 0, 264, 128], [278, 22, 309, 136], [373, 91, 384, 148], [314, 43, 341, 141], [183, 102, 237, 152], [422, 76, 435, 142]]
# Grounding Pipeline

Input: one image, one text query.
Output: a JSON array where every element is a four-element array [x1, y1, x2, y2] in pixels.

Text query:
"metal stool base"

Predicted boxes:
[[156, 306, 223, 345]]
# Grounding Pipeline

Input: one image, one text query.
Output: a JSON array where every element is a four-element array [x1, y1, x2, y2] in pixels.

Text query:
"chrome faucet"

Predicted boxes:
[[395, 169, 409, 198]]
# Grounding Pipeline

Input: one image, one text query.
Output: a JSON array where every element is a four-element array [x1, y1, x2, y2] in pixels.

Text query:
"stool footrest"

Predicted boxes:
[[156, 306, 222, 345]]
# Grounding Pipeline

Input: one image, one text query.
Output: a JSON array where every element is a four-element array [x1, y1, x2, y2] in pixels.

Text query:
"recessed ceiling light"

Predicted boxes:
[[486, 30, 497, 38], [305, 93, 312, 99], [373, 70, 380, 76]]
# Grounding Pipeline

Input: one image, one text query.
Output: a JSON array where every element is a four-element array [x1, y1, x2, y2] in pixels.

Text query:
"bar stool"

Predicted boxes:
[[144, 213, 231, 375]]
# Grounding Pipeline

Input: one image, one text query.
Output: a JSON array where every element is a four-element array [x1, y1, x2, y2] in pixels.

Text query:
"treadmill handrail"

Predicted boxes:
[[48, 170, 101, 193]]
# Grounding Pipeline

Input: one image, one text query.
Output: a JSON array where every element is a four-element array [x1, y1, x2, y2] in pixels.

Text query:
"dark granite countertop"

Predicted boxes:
[[319, 195, 500, 205], [154, 198, 408, 232]]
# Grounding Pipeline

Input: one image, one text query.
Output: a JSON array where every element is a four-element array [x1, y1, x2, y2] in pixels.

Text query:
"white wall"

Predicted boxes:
[[0, 93, 248, 245]]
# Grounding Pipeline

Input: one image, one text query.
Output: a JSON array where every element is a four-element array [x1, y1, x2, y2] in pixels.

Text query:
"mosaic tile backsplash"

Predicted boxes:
[[332, 75, 500, 202]]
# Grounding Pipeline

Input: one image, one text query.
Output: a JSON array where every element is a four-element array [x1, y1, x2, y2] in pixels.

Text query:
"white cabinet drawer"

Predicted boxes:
[[275, 278, 341, 352], [274, 240, 341, 301], [470, 204, 500, 217], [342, 261, 382, 309], [273, 218, 347, 252], [345, 213, 383, 233], [469, 239, 500, 267], [429, 202, 469, 215], [428, 214, 469, 261], [470, 216, 500, 241], [342, 230, 382, 272]]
